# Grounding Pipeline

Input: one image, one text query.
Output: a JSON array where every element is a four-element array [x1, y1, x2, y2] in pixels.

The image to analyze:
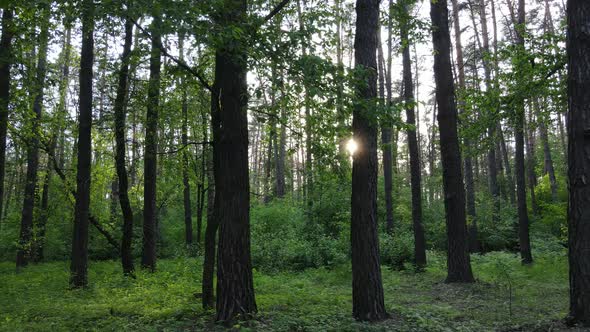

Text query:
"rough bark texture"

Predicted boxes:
[[114, 18, 135, 275], [0, 9, 13, 229], [351, 0, 387, 321], [70, 0, 94, 287], [430, 0, 474, 283], [514, 0, 533, 264], [16, 7, 49, 267], [400, 2, 426, 267], [142, 10, 162, 271], [214, 0, 257, 320], [567, 0, 590, 325]]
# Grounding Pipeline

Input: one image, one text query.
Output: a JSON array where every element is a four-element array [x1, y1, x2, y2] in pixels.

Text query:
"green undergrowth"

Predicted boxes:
[[0, 250, 567, 331]]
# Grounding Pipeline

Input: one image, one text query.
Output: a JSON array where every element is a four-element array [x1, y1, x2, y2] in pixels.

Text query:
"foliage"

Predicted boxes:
[[0, 250, 568, 331]]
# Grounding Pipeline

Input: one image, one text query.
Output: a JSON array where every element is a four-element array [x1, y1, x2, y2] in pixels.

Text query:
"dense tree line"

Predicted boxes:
[[0, 0, 588, 325]]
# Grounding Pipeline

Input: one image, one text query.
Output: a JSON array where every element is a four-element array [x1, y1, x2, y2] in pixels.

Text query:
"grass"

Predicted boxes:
[[0, 251, 568, 331]]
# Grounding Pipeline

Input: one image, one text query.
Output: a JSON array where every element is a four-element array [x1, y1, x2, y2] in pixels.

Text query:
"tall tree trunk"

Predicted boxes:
[[478, 0, 500, 223], [566, 0, 590, 324], [142, 8, 162, 271], [383, 0, 394, 234], [451, 0, 479, 252], [274, 70, 286, 198], [513, 0, 533, 264], [400, 0, 426, 267], [430, 0, 474, 282], [214, 0, 256, 320], [351, 0, 387, 321], [202, 83, 218, 309], [0, 8, 14, 228], [114, 17, 135, 275], [16, 6, 49, 268], [179, 32, 193, 246], [70, 0, 94, 287]]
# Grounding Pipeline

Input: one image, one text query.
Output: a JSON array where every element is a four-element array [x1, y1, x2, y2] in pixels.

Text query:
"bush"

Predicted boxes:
[[379, 231, 414, 269]]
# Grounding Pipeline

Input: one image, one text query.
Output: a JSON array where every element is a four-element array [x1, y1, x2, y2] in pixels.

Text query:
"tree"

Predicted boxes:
[[399, 0, 426, 268], [178, 32, 193, 247], [513, 0, 533, 264], [16, 5, 49, 267], [113, 16, 135, 275], [382, 0, 394, 234], [142, 6, 162, 271], [70, 0, 95, 287], [429, 0, 474, 283], [213, 0, 256, 320], [450, 0, 479, 253], [0, 8, 14, 230], [566, 0, 590, 325], [350, 0, 387, 321]]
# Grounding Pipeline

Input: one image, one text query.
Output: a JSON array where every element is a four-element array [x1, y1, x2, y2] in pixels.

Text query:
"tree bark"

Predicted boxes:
[[142, 8, 162, 271], [400, 1, 426, 267], [430, 0, 474, 282], [179, 32, 193, 246], [17, 6, 49, 268], [70, 0, 94, 287], [113, 17, 135, 275], [213, 0, 256, 320], [566, 0, 590, 325], [513, 0, 533, 264], [383, 0, 394, 234], [351, 0, 387, 321], [451, 0, 479, 252], [0, 8, 14, 229]]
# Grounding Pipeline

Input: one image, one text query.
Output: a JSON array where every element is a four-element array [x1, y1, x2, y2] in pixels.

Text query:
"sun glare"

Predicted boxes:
[[346, 138, 358, 155]]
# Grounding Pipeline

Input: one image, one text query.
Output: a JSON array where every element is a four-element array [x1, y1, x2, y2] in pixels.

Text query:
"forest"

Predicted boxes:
[[0, 0, 589, 330]]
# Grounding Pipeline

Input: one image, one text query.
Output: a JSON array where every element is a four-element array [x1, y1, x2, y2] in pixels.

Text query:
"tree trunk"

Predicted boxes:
[[179, 33, 193, 246], [351, 0, 387, 321], [566, 0, 590, 324], [478, 0, 500, 223], [512, 0, 533, 264], [142, 9, 162, 271], [70, 0, 94, 287], [400, 1, 426, 267], [202, 84, 218, 309], [17, 6, 49, 268], [430, 0, 474, 282], [0, 8, 14, 228], [451, 0, 479, 252], [213, 0, 256, 320], [383, 0, 394, 234], [114, 17, 135, 275]]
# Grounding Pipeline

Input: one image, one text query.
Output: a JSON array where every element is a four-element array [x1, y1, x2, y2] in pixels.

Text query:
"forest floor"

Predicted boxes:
[[0, 251, 574, 331]]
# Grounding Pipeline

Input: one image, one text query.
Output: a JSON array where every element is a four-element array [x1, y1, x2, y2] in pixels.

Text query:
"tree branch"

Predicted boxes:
[[130, 18, 213, 92]]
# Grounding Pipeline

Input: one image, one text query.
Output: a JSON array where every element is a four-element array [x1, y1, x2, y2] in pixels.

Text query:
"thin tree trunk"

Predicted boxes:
[[114, 17, 135, 275], [400, 1, 426, 267], [141, 9, 162, 271], [351, 0, 387, 321], [70, 0, 94, 287], [451, 0, 479, 252], [430, 0, 474, 282], [383, 0, 394, 234], [17, 6, 49, 268], [179, 32, 193, 246]]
